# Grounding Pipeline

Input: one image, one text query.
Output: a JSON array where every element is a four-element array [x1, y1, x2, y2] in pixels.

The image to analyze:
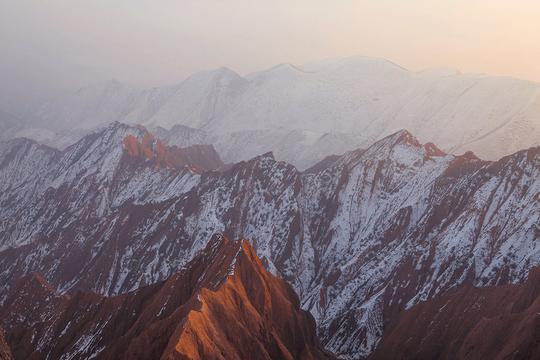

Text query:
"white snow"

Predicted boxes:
[[18, 56, 540, 168]]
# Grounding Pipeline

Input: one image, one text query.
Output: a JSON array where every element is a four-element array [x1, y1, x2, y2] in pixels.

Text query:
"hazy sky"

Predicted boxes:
[[1, 0, 540, 110]]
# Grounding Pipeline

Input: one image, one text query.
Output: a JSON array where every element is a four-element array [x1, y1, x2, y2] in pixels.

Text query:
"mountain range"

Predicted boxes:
[[0, 122, 538, 358], [5, 56, 540, 169]]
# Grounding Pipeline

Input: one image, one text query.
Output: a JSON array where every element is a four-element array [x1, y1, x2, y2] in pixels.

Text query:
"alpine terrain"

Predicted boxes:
[[0, 234, 333, 360], [9, 56, 540, 169], [0, 123, 538, 358]]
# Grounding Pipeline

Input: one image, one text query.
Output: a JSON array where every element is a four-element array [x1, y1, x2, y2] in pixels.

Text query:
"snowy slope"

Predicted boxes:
[[0, 126, 538, 358], [25, 56, 540, 168], [0, 123, 204, 250]]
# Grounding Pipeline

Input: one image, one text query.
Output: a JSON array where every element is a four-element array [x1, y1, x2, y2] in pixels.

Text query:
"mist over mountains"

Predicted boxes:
[[0, 55, 539, 359], [3, 56, 539, 169]]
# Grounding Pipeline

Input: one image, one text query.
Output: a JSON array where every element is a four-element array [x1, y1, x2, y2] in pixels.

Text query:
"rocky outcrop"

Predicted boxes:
[[122, 125, 223, 172]]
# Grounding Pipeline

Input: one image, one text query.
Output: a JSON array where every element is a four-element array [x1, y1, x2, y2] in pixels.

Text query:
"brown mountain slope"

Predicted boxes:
[[1, 234, 333, 360], [0, 327, 13, 360], [371, 267, 540, 360]]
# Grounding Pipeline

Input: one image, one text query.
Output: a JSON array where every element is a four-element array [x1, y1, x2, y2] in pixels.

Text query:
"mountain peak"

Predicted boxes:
[[231, 151, 276, 169], [191, 234, 258, 289], [185, 66, 245, 87], [213, 66, 240, 77], [390, 129, 420, 145], [333, 129, 450, 170], [85, 121, 142, 142], [377, 129, 447, 156], [271, 63, 307, 73], [164, 235, 333, 359], [0, 235, 333, 360], [260, 151, 275, 159], [203, 233, 236, 258], [424, 142, 447, 157], [459, 150, 480, 161], [247, 62, 310, 80]]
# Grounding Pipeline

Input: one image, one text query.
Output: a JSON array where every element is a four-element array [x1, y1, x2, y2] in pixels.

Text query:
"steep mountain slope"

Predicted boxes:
[[0, 127, 538, 358], [371, 267, 540, 360], [25, 56, 540, 167], [0, 327, 13, 360], [1, 235, 333, 360], [0, 122, 223, 250]]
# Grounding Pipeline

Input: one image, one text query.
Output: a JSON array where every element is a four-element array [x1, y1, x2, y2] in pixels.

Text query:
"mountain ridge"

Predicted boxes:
[[8, 56, 539, 168], [0, 124, 538, 358], [0, 235, 334, 360]]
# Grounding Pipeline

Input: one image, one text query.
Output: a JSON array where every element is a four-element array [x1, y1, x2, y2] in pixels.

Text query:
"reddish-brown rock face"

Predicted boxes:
[[0, 235, 334, 360], [371, 267, 540, 360], [122, 126, 223, 172]]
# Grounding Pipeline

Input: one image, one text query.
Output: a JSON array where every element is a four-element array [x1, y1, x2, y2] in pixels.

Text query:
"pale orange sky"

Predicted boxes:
[[1, 0, 539, 108]]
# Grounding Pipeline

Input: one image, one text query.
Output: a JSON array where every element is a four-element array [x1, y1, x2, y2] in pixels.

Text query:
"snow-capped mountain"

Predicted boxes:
[[0, 234, 333, 360], [0, 122, 222, 250], [0, 125, 538, 358], [24, 56, 540, 168]]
